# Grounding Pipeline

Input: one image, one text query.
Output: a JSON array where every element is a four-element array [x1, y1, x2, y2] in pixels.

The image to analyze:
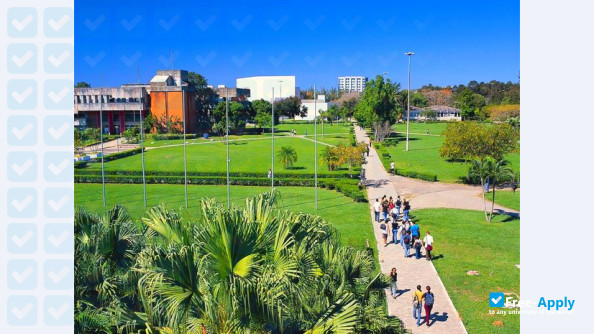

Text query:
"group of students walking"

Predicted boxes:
[[374, 195, 433, 260], [376, 195, 437, 327]]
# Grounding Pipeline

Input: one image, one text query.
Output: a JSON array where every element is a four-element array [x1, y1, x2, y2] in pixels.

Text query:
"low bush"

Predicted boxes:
[[74, 161, 88, 169], [149, 133, 200, 141]]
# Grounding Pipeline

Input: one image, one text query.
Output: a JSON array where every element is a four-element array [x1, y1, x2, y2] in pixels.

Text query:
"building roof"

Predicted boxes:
[[150, 75, 171, 83]]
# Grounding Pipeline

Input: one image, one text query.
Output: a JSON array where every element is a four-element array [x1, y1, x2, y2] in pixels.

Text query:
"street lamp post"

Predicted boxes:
[[405, 52, 414, 151], [182, 89, 188, 208], [271, 87, 275, 189], [99, 80, 106, 206], [314, 84, 318, 210], [226, 88, 230, 209]]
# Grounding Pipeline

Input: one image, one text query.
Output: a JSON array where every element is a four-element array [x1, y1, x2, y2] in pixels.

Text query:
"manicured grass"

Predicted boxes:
[[412, 209, 520, 333], [74, 184, 375, 251], [83, 136, 349, 175], [489, 190, 520, 211], [392, 122, 450, 135], [379, 132, 520, 183]]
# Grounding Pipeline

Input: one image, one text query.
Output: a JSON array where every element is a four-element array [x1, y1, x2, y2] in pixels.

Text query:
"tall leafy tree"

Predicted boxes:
[[187, 72, 216, 130], [251, 99, 275, 130], [455, 88, 486, 119], [354, 75, 402, 128], [274, 96, 308, 118]]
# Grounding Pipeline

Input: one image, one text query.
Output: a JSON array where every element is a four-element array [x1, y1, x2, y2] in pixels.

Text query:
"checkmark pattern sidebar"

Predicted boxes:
[[2, 1, 74, 332]]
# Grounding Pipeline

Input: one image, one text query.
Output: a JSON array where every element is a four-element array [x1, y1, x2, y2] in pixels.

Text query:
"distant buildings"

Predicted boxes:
[[409, 105, 462, 121], [236, 75, 300, 101], [214, 86, 251, 102], [299, 95, 337, 121], [338, 76, 367, 92]]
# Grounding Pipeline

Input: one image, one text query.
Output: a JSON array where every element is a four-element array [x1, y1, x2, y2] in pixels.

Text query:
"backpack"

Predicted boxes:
[[403, 234, 410, 244], [425, 292, 434, 306], [396, 199, 402, 206], [380, 223, 387, 230]]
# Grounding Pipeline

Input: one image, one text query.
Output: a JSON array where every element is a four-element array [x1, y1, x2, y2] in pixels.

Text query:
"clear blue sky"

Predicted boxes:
[[74, 0, 519, 90]]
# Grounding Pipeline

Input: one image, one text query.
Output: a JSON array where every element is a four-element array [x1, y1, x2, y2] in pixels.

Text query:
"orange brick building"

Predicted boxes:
[[149, 70, 197, 133]]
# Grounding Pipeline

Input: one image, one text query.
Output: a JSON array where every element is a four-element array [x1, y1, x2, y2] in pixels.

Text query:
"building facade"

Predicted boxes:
[[338, 76, 367, 92], [409, 105, 462, 121], [298, 95, 338, 121], [74, 70, 197, 135], [74, 85, 150, 135], [236, 75, 299, 101]]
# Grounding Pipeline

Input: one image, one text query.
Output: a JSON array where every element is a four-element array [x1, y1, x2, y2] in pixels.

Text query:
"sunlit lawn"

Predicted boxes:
[[75, 184, 375, 252], [412, 209, 520, 333]]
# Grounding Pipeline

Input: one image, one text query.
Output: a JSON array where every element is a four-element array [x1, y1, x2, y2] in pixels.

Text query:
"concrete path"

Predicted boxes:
[[355, 125, 468, 334]]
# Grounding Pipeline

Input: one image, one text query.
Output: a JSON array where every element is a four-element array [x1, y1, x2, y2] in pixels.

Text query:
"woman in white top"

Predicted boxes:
[[423, 231, 434, 261]]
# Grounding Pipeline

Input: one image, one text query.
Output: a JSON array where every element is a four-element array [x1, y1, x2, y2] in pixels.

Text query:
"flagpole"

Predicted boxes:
[[100, 74, 106, 206], [271, 87, 275, 189], [183, 89, 188, 208], [138, 67, 147, 207], [226, 88, 230, 209], [314, 85, 318, 210]]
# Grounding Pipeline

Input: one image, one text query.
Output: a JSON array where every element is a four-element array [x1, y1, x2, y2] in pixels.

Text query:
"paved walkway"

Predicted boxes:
[[355, 125, 467, 334]]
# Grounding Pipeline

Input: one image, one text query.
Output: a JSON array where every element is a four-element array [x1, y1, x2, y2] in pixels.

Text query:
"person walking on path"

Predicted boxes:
[[382, 197, 390, 221], [391, 218, 399, 244], [373, 199, 381, 222], [403, 199, 411, 221], [402, 230, 411, 257], [410, 221, 420, 239], [389, 268, 398, 299], [423, 286, 435, 326], [395, 196, 402, 217], [366, 145, 370, 156], [401, 220, 411, 247], [267, 169, 272, 178], [424, 231, 434, 261], [390, 161, 395, 174], [413, 236, 423, 259], [390, 205, 399, 221], [413, 285, 424, 326], [380, 219, 390, 247]]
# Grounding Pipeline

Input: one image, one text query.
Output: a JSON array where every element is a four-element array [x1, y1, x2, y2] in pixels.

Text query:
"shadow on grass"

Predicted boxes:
[[284, 166, 306, 170]]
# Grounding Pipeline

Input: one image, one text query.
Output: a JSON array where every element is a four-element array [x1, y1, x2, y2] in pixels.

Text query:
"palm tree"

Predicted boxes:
[[277, 146, 298, 169], [75, 192, 404, 333], [468, 158, 514, 222]]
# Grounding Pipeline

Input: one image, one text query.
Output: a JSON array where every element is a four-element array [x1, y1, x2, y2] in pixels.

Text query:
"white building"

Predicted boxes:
[[298, 95, 338, 121], [409, 105, 462, 121], [236, 75, 299, 102], [338, 76, 368, 92]]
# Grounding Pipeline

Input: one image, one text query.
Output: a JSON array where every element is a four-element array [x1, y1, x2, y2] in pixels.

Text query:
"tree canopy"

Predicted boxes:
[[274, 96, 308, 118], [440, 121, 519, 161], [354, 75, 402, 128]]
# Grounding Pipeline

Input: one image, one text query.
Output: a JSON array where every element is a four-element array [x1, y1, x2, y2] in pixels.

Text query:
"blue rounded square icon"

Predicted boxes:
[[489, 292, 505, 307], [7, 7, 38, 38]]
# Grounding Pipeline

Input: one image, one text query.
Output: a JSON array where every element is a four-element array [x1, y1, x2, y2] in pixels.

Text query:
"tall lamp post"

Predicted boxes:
[[404, 52, 414, 151], [271, 87, 275, 189], [225, 88, 230, 209], [314, 84, 318, 210]]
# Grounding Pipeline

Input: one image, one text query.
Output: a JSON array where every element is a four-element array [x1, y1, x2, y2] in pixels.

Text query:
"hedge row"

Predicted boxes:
[[148, 133, 200, 141], [103, 148, 144, 162], [74, 169, 357, 179], [74, 175, 367, 202]]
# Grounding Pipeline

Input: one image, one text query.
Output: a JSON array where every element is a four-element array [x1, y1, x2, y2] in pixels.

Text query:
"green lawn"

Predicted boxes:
[[74, 184, 374, 251], [84, 136, 350, 175], [412, 209, 520, 333], [489, 190, 520, 211], [141, 123, 351, 148], [392, 121, 450, 135], [379, 130, 519, 183]]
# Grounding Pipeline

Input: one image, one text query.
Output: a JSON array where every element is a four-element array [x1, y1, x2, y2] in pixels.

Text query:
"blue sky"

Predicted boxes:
[[74, 0, 519, 90]]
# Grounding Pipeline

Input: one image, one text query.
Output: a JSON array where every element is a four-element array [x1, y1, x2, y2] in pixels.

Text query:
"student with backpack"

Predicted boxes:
[[382, 199, 390, 221], [395, 196, 402, 216], [413, 236, 423, 259], [402, 230, 411, 257], [391, 219, 399, 244], [410, 221, 420, 239], [380, 219, 390, 247], [413, 285, 424, 326], [423, 286, 435, 326], [403, 199, 411, 221]]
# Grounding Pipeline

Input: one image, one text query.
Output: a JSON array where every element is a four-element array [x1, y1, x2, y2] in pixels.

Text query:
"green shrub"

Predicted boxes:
[[74, 161, 88, 169]]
